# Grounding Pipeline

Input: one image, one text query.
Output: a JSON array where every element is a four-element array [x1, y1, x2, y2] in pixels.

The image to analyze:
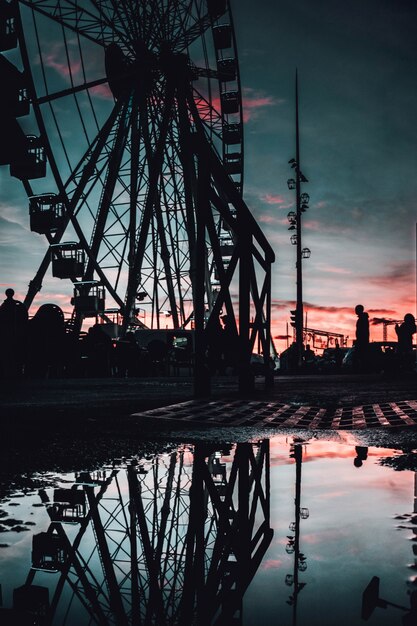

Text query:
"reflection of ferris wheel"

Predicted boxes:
[[9, 442, 272, 624], [2, 0, 256, 331]]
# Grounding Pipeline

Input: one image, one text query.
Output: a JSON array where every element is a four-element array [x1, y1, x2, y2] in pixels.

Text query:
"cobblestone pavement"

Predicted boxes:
[[133, 397, 417, 429]]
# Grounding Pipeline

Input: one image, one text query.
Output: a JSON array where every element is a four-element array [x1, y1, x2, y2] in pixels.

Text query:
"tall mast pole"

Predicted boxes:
[[295, 70, 304, 364]]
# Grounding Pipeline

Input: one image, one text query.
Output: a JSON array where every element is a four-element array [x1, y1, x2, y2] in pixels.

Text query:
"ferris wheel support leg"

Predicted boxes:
[[193, 150, 211, 398], [238, 223, 255, 394], [23, 250, 51, 309]]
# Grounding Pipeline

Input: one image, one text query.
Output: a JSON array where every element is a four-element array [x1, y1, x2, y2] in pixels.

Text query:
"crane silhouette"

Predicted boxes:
[[371, 318, 402, 342]]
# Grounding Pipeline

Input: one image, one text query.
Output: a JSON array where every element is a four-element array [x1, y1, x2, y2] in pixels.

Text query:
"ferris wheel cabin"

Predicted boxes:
[[212, 24, 232, 50], [29, 194, 64, 234], [0, 0, 17, 51], [12, 585, 50, 622], [71, 281, 106, 317], [31, 531, 66, 573], [10, 134, 46, 180], [223, 123, 242, 145], [50, 243, 85, 279], [52, 488, 87, 523], [0, 54, 30, 117], [207, 0, 227, 18]]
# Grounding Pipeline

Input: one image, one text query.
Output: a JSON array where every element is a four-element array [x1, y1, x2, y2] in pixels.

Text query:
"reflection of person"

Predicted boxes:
[[353, 446, 368, 468], [395, 313, 416, 371], [403, 590, 417, 626], [354, 304, 369, 372]]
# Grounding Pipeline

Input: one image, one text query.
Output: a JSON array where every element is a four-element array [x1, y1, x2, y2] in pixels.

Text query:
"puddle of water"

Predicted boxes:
[[0, 435, 416, 625]]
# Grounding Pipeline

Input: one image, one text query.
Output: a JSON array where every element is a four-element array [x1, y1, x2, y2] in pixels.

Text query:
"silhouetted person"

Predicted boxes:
[[25, 303, 66, 378], [81, 324, 113, 377], [206, 316, 225, 375], [353, 446, 368, 468], [221, 315, 239, 374], [395, 313, 416, 372], [303, 344, 315, 371], [334, 343, 344, 370], [0, 288, 28, 377], [280, 342, 298, 373], [354, 304, 369, 372], [115, 332, 146, 377], [147, 338, 168, 375]]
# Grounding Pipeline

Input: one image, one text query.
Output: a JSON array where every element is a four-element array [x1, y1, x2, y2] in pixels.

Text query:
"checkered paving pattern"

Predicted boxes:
[[132, 398, 417, 429]]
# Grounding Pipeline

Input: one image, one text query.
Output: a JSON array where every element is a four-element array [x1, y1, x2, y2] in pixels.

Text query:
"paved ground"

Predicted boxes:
[[1, 372, 417, 430], [133, 397, 417, 429]]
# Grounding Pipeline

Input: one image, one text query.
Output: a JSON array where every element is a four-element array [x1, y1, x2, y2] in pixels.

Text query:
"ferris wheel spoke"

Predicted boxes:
[[159, 171, 188, 322], [64, 99, 122, 199], [154, 194, 180, 327], [84, 99, 131, 281], [128, 469, 166, 622], [35, 77, 109, 105], [123, 85, 175, 326], [174, 14, 212, 52], [20, 0, 129, 47], [95, 0, 140, 47], [85, 487, 129, 625]]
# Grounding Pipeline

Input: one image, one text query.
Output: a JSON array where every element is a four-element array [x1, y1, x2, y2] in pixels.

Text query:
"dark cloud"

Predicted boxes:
[[363, 261, 414, 288]]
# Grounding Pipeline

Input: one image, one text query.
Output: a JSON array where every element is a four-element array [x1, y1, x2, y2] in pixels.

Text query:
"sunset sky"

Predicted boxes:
[[1, 0, 416, 353]]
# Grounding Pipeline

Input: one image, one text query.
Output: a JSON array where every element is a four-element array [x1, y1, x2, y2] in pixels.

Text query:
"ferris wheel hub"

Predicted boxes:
[[105, 39, 195, 100]]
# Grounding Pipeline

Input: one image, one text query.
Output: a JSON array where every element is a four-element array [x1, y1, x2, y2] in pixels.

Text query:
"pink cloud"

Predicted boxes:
[[258, 214, 283, 225], [262, 193, 286, 206], [303, 219, 352, 236], [315, 264, 352, 276], [365, 261, 413, 289], [44, 46, 82, 79], [242, 87, 280, 123], [261, 559, 284, 570], [90, 83, 113, 99]]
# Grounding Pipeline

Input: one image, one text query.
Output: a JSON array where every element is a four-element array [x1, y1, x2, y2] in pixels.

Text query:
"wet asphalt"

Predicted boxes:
[[1, 373, 416, 485]]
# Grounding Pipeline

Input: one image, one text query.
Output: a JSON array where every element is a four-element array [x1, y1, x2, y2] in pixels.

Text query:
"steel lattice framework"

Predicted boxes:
[[1, 0, 275, 385]]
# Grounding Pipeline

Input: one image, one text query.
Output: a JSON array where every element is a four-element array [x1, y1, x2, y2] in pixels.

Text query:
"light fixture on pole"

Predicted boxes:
[[287, 70, 311, 367]]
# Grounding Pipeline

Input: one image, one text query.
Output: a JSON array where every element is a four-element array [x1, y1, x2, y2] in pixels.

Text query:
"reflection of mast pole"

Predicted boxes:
[[292, 445, 302, 626], [286, 443, 309, 625]]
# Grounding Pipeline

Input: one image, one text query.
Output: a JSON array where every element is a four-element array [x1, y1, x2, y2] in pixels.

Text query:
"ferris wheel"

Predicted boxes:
[[8, 441, 272, 624], [1, 0, 250, 331]]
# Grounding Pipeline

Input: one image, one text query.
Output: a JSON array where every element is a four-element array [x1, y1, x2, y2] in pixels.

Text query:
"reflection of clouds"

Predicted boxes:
[[302, 530, 347, 545], [268, 438, 403, 470], [314, 490, 349, 500]]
